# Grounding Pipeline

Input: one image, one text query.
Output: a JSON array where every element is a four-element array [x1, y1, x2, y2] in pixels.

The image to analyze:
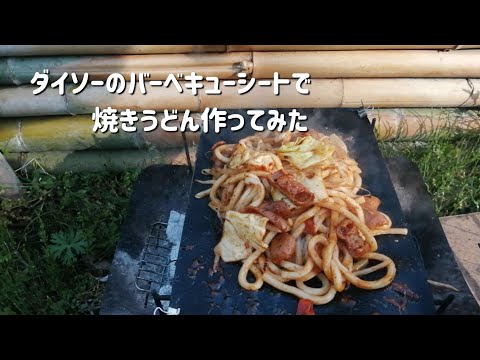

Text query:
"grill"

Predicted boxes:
[[135, 221, 170, 293], [100, 108, 480, 315]]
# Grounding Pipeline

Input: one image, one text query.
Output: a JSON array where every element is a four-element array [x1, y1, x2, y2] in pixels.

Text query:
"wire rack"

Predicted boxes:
[[135, 220, 172, 294]]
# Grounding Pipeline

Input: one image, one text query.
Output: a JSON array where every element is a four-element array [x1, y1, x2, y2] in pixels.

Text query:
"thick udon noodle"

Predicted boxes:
[[195, 131, 407, 306]]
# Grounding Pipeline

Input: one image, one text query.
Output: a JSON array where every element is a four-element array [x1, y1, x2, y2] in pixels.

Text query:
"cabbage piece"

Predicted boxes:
[[270, 187, 297, 210], [295, 171, 328, 202], [277, 136, 334, 170], [278, 136, 320, 153], [214, 211, 268, 262], [246, 153, 282, 172]]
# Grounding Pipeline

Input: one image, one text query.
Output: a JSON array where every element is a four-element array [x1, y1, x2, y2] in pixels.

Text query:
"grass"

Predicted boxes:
[[0, 167, 140, 314], [378, 128, 480, 216], [0, 125, 479, 314]]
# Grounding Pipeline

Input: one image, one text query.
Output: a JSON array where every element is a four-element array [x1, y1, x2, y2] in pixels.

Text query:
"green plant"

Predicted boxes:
[[48, 230, 88, 266], [1, 122, 478, 314], [378, 128, 480, 216], [0, 168, 139, 314]]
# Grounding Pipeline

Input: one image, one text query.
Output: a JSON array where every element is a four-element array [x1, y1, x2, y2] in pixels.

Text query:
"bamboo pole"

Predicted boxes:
[[0, 114, 201, 152], [4, 148, 192, 173], [0, 84, 200, 117], [3, 50, 480, 85], [199, 79, 480, 109], [0, 86, 69, 116], [4, 109, 478, 153], [199, 79, 343, 108], [0, 45, 227, 57], [228, 45, 478, 51], [454, 45, 480, 50], [68, 84, 200, 115], [366, 108, 480, 140], [341, 79, 480, 108], [0, 53, 253, 85], [253, 50, 480, 78], [1, 78, 479, 117], [2, 109, 478, 153], [3, 46, 480, 57]]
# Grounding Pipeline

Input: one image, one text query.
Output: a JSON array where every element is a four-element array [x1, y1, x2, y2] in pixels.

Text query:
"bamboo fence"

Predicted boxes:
[[2, 45, 480, 57], [0, 114, 201, 152], [252, 50, 480, 78], [1, 45, 480, 176], [4, 148, 192, 173], [2, 50, 480, 85], [1, 79, 478, 117], [0, 52, 252, 84], [1, 109, 478, 153], [0, 45, 227, 56]]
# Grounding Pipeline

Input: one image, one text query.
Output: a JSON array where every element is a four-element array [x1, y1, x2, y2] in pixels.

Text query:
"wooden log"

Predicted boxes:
[[0, 45, 227, 57], [0, 53, 253, 85], [253, 50, 480, 78], [4, 148, 192, 173], [366, 108, 480, 140], [1, 78, 479, 117], [0, 114, 201, 152]]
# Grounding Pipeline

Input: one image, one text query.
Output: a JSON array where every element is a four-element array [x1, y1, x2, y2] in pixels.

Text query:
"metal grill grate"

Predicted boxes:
[[135, 221, 172, 293]]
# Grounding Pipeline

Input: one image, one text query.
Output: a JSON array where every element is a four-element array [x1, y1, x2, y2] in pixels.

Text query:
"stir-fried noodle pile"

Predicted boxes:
[[195, 130, 407, 306]]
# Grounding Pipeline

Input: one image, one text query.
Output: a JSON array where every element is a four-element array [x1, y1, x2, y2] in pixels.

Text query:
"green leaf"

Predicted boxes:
[[48, 230, 88, 266]]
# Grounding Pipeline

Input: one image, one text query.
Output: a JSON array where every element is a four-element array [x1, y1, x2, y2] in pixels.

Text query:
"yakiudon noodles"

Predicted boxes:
[[195, 130, 407, 310]]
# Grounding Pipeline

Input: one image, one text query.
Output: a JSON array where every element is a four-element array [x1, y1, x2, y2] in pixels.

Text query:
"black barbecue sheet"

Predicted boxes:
[[170, 109, 436, 315]]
